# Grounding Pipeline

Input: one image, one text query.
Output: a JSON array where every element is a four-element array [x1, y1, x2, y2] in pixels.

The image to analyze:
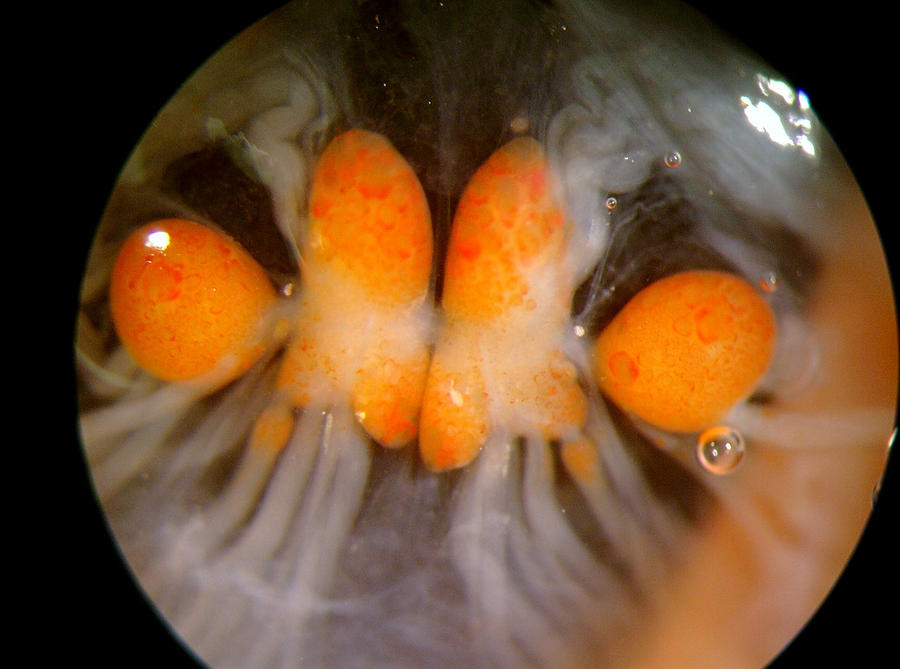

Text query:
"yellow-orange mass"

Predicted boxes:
[[109, 218, 276, 382], [419, 137, 586, 471], [271, 129, 434, 449], [593, 270, 776, 432]]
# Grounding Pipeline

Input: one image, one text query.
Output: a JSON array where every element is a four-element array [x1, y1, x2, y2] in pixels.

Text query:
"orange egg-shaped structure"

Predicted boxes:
[[110, 218, 276, 382], [594, 270, 776, 432]]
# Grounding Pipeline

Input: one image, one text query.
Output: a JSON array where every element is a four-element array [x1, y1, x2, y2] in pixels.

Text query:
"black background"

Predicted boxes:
[[46, 1, 896, 666]]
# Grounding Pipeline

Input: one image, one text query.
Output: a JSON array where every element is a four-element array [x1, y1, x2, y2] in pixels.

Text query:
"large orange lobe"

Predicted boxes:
[[593, 270, 776, 432], [420, 137, 586, 472], [109, 218, 276, 382], [274, 129, 433, 450]]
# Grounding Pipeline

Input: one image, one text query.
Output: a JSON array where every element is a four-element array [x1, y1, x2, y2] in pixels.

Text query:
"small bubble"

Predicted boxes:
[[510, 115, 529, 133], [759, 271, 778, 293], [697, 425, 745, 474], [663, 151, 682, 168], [605, 196, 618, 210]]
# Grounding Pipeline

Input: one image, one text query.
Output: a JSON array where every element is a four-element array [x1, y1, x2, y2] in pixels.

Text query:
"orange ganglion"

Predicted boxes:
[[419, 137, 588, 471], [109, 217, 277, 384], [593, 270, 776, 432], [251, 128, 434, 454]]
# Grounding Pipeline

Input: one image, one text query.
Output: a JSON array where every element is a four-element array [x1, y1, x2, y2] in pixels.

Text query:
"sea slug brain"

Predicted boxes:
[[75, 1, 897, 667]]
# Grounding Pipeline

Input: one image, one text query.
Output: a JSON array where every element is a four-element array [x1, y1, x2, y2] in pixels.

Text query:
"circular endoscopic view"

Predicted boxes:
[[72, 1, 897, 667]]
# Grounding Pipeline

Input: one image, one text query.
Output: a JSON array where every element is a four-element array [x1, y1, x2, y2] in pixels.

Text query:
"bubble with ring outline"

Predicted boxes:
[[663, 151, 682, 169], [696, 425, 745, 474], [759, 271, 779, 293]]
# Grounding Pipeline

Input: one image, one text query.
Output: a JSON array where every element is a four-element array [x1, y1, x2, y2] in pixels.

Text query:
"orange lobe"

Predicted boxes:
[[593, 270, 776, 432], [109, 218, 275, 382]]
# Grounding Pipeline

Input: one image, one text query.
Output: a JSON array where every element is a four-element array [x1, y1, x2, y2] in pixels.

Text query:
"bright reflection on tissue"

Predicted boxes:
[[758, 75, 796, 105], [145, 230, 171, 251], [741, 95, 816, 156]]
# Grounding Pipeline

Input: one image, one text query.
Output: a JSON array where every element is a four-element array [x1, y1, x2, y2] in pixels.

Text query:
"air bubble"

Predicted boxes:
[[663, 151, 682, 168], [510, 115, 529, 133], [759, 271, 778, 292], [696, 425, 745, 474], [605, 196, 618, 210]]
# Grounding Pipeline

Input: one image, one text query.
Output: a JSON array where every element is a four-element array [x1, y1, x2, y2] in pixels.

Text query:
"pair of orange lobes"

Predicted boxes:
[[110, 129, 776, 472]]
